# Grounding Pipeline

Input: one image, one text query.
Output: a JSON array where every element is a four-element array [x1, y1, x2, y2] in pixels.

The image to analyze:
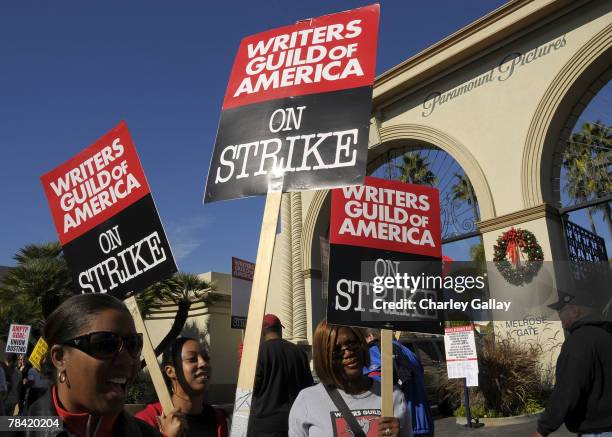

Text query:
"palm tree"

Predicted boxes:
[[0, 242, 73, 339], [136, 272, 216, 368], [0, 242, 73, 323], [451, 173, 479, 223], [470, 243, 485, 265], [397, 152, 438, 186], [564, 121, 612, 237]]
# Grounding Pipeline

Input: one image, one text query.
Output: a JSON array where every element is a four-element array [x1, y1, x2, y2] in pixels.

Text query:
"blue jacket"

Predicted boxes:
[[365, 340, 434, 435]]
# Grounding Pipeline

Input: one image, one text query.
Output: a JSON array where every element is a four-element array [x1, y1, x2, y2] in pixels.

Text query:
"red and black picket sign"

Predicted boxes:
[[41, 121, 177, 299], [327, 176, 444, 332], [204, 4, 380, 203], [330, 176, 442, 257]]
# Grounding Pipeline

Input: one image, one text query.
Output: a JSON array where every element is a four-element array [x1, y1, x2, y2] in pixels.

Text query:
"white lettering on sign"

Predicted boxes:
[[338, 184, 435, 247], [78, 230, 167, 294], [214, 128, 358, 185], [50, 138, 144, 234], [235, 21, 365, 97]]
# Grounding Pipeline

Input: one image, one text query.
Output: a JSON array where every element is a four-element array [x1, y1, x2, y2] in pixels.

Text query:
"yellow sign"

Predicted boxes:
[[28, 337, 48, 372]]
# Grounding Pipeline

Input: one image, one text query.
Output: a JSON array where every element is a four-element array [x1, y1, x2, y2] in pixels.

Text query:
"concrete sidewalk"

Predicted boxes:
[[434, 416, 574, 436]]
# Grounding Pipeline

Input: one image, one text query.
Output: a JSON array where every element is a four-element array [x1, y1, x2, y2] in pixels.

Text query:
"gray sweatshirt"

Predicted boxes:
[[288, 381, 412, 437]]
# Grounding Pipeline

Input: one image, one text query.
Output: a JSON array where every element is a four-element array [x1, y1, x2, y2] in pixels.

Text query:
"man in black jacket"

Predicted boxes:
[[534, 286, 612, 437], [248, 314, 314, 437]]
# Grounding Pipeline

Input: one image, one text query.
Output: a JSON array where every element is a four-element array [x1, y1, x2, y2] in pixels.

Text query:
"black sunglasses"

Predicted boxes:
[[332, 341, 360, 360], [63, 331, 143, 360]]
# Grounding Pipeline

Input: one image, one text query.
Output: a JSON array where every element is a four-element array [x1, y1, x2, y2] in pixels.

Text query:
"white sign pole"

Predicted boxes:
[[231, 191, 282, 436]]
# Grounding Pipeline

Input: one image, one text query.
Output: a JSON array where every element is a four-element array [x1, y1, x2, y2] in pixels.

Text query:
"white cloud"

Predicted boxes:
[[166, 214, 212, 261]]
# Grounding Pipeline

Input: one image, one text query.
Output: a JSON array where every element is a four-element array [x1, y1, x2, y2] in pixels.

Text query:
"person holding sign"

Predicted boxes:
[[364, 329, 433, 437], [24, 293, 171, 437], [289, 321, 411, 437], [136, 337, 229, 437]]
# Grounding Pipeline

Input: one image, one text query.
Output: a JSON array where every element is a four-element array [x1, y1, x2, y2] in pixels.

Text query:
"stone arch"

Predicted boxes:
[[302, 123, 496, 272], [522, 24, 612, 207], [372, 123, 496, 220]]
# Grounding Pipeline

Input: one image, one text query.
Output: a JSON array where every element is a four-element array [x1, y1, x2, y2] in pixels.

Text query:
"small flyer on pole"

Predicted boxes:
[[444, 325, 479, 386]]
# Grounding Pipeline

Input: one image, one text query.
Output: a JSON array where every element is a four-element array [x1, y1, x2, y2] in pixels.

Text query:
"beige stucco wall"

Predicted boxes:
[[376, 1, 610, 217]]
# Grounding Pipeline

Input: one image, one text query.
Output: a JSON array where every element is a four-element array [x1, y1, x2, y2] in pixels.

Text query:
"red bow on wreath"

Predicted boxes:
[[505, 228, 525, 266]]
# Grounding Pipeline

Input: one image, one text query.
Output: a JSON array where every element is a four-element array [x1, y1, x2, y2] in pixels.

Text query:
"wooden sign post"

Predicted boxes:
[[202, 6, 380, 436], [380, 329, 394, 417], [231, 192, 282, 436], [125, 296, 174, 413]]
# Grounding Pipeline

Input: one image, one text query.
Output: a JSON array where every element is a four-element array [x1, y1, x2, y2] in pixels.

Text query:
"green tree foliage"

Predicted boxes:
[[451, 173, 479, 222], [136, 272, 216, 368], [397, 151, 438, 186], [470, 243, 485, 265], [0, 242, 73, 338], [563, 121, 611, 237], [0, 242, 215, 363]]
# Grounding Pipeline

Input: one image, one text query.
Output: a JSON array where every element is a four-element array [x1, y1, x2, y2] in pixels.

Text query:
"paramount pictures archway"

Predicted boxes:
[[262, 0, 611, 368]]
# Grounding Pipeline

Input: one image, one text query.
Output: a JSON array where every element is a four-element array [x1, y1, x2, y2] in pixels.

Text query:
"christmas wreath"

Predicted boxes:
[[493, 227, 544, 285]]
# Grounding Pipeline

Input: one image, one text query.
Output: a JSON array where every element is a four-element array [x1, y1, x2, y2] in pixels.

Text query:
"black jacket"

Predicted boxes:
[[249, 338, 314, 433], [537, 318, 612, 435], [16, 387, 161, 437]]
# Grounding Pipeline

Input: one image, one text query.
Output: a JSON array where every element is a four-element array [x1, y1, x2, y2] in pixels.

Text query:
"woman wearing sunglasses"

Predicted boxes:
[[289, 320, 412, 437], [136, 337, 229, 437], [24, 293, 165, 437]]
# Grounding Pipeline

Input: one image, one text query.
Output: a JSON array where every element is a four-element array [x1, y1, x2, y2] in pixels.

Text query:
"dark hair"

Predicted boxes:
[[263, 324, 282, 336], [364, 328, 380, 341], [313, 320, 369, 388], [5, 353, 17, 366], [161, 337, 210, 392], [44, 294, 130, 345], [43, 294, 132, 377]]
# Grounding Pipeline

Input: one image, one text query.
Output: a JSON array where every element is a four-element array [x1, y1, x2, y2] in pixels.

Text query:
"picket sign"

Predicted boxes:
[[28, 337, 48, 372], [124, 296, 174, 413], [380, 329, 394, 417], [231, 192, 282, 436]]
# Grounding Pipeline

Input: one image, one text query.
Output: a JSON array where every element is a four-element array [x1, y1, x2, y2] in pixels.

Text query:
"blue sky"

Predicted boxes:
[[1, 0, 607, 273]]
